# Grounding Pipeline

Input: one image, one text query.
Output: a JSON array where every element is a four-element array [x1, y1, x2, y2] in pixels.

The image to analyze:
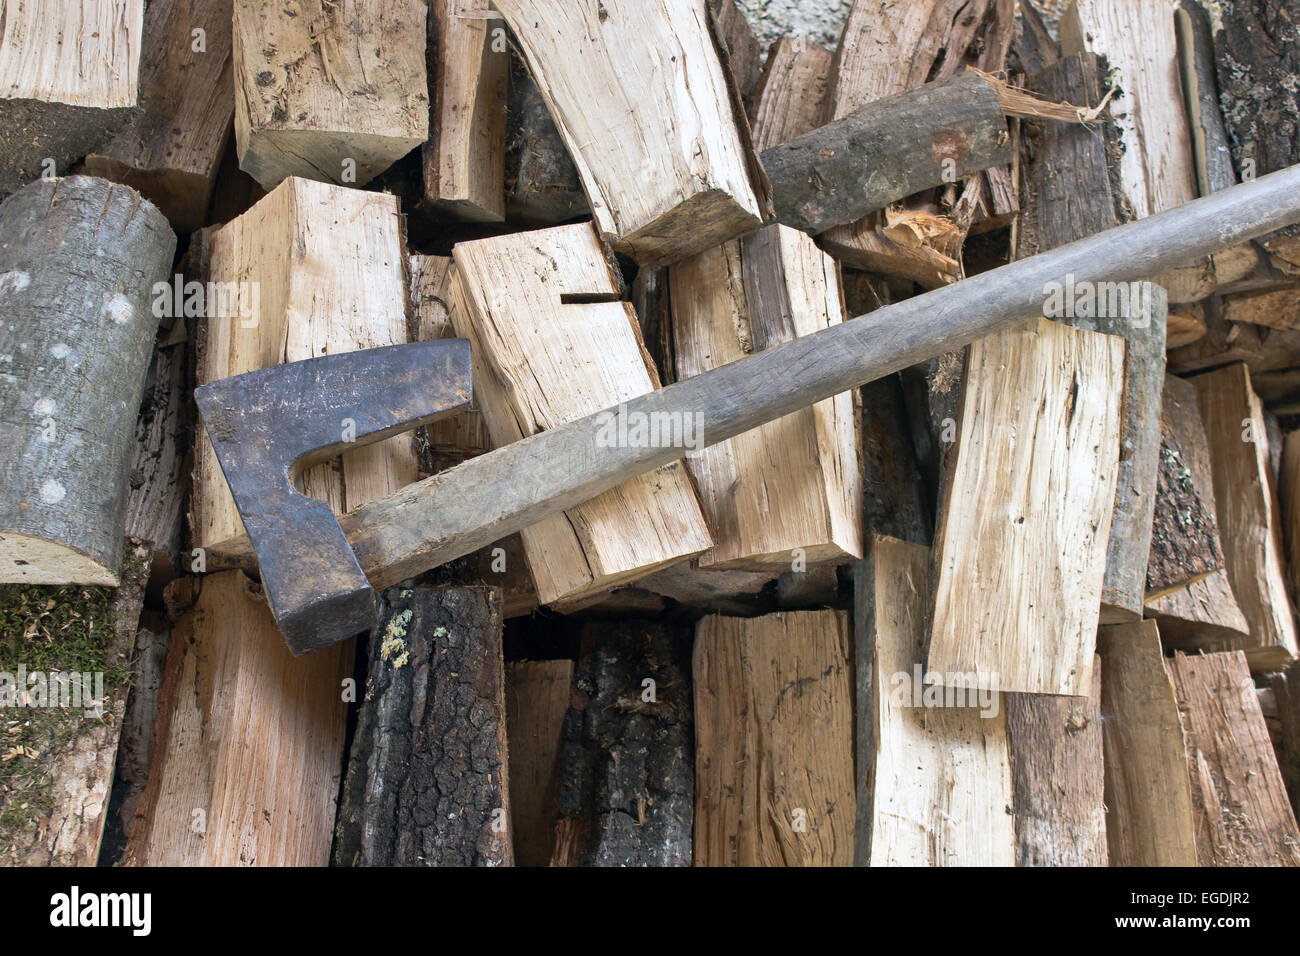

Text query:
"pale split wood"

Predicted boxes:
[[0, 0, 142, 106], [1097, 621, 1198, 867], [124, 571, 351, 865], [1222, 287, 1300, 331], [493, 0, 767, 265], [1168, 650, 1300, 866], [927, 317, 1124, 696], [449, 221, 713, 607], [693, 610, 855, 866], [749, 36, 832, 152], [505, 659, 572, 867], [192, 177, 419, 563], [856, 535, 1015, 867]]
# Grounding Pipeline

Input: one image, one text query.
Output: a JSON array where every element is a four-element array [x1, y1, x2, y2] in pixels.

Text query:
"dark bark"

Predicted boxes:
[[861, 374, 932, 545], [503, 54, 588, 225], [1271, 660, 1300, 820]]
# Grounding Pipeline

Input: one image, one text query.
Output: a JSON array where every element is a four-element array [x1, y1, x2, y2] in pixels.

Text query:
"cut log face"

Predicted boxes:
[[449, 222, 714, 607], [668, 225, 863, 572], [505, 659, 573, 867], [748, 36, 832, 152], [232, 0, 429, 190], [125, 572, 351, 866], [1192, 363, 1299, 671], [856, 536, 1014, 867], [83, 0, 234, 231], [192, 177, 419, 565], [493, 0, 768, 265], [693, 610, 855, 866], [334, 587, 511, 867], [1097, 621, 1199, 867], [0, 177, 175, 585], [423, 0, 507, 221], [927, 317, 1125, 696], [0, 0, 144, 194], [1168, 650, 1300, 866]]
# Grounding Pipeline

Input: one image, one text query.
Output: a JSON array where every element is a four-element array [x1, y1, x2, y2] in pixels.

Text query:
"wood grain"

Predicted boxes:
[[505, 659, 572, 867]]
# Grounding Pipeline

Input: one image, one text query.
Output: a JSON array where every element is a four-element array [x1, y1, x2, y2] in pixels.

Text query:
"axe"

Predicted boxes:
[[197, 165, 1300, 654]]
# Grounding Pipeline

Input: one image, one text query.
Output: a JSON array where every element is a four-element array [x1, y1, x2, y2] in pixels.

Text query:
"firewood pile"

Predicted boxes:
[[1, 0, 1299, 869]]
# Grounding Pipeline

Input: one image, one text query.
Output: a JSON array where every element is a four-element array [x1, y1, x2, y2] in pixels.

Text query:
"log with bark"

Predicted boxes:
[[0, 177, 176, 585], [502, 54, 587, 226], [333, 586, 511, 867], [860, 375, 932, 546]]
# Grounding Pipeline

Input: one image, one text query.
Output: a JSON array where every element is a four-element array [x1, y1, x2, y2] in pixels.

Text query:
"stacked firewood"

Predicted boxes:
[[1, 0, 1298, 868]]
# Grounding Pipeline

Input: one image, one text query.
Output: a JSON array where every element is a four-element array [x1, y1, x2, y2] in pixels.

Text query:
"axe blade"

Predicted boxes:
[[194, 340, 472, 654]]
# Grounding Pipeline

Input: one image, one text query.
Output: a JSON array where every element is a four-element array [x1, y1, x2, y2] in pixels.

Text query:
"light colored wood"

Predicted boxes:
[[505, 659, 573, 868], [493, 0, 766, 266], [232, 0, 428, 190], [0, 0, 141, 107], [449, 222, 713, 607], [669, 225, 862, 571], [749, 36, 831, 152], [125, 571, 351, 865], [693, 610, 854, 866], [1097, 621, 1199, 867], [422, 0, 506, 221], [1168, 650, 1300, 866], [855, 535, 1015, 867], [192, 177, 418, 563], [1193, 363, 1298, 671], [1222, 287, 1300, 331], [1284, 431, 1300, 604], [83, 0, 233, 231], [1061, 0, 1213, 303], [927, 317, 1124, 696], [1167, 305, 1207, 349]]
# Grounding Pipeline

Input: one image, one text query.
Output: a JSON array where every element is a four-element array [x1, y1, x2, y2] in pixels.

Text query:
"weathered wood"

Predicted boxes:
[[749, 36, 832, 152], [1014, 0, 1059, 78], [125, 571, 351, 865], [669, 225, 862, 571], [694, 610, 853, 866], [1097, 621, 1199, 868], [637, 561, 778, 617], [334, 586, 510, 867], [422, 0, 507, 221], [113, 624, 172, 847], [1193, 363, 1299, 671], [861, 375, 931, 545], [1147, 374, 1225, 599], [0, 177, 175, 585], [1006, 664, 1106, 867], [192, 177, 419, 565], [233, 0, 428, 190], [551, 621, 693, 867], [927, 317, 1124, 696], [495, 0, 768, 266], [449, 222, 713, 607], [505, 659, 572, 867], [1223, 287, 1300, 331], [502, 54, 587, 226], [83, 0, 234, 232], [337, 165, 1300, 600], [1284, 431, 1300, 603], [0, 0, 142, 195], [1168, 650, 1300, 866], [855, 536, 1014, 867], [1271, 660, 1300, 819], [710, 0, 762, 109]]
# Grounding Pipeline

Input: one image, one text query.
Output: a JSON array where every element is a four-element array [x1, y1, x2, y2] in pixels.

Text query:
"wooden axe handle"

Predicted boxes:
[[341, 164, 1300, 591]]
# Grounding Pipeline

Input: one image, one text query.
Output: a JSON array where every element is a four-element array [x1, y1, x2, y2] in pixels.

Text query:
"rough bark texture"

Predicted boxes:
[[0, 177, 175, 586], [502, 55, 588, 226], [861, 374, 931, 545], [551, 621, 694, 867], [334, 586, 511, 867]]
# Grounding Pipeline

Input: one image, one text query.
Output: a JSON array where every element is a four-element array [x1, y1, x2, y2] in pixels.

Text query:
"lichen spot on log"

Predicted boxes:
[[378, 609, 413, 669]]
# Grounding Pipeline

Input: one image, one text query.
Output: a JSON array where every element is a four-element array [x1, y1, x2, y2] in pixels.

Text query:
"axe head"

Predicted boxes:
[[195, 340, 472, 655]]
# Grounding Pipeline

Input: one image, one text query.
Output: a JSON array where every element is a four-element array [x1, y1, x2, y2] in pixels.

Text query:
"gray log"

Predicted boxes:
[[0, 177, 175, 586]]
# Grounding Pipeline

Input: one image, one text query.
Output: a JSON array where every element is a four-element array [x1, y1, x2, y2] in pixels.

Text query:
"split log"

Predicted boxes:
[[1285, 432, 1300, 602], [1271, 660, 1300, 818], [1213, 0, 1300, 275], [1193, 363, 1298, 671], [637, 561, 778, 617], [232, 0, 429, 190], [668, 225, 862, 571], [1222, 287, 1300, 330], [0, 177, 176, 585], [505, 659, 572, 867], [334, 587, 511, 867], [748, 36, 832, 152], [1146, 374, 1225, 600], [192, 177, 419, 566], [113, 624, 173, 846], [125, 571, 351, 865], [710, 0, 762, 109], [1005, 668, 1106, 867], [494, 0, 768, 265], [1097, 621, 1199, 867], [422, 0, 507, 221], [1061, 0, 1213, 303], [502, 55, 587, 226], [551, 622, 693, 867], [1167, 304, 1208, 349], [0, 1, 142, 195], [855, 536, 1014, 867], [449, 222, 713, 607], [694, 610, 854, 866], [83, 0, 234, 232], [1168, 650, 1300, 866], [926, 317, 1124, 696]]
